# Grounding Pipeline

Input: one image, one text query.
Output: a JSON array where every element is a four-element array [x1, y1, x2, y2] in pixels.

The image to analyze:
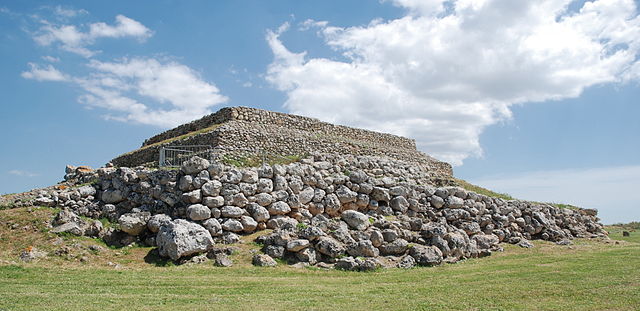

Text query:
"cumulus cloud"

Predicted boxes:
[[266, 0, 640, 165], [23, 57, 228, 127], [75, 58, 228, 127], [21, 63, 68, 81], [470, 165, 640, 224], [33, 14, 152, 57]]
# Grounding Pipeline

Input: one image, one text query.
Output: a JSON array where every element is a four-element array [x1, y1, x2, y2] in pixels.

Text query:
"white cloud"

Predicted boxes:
[[25, 57, 228, 127], [8, 170, 38, 177], [52, 6, 87, 19], [266, 0, 640, 165], [21, 63, 67, 81], [469, 165, 640, 224], [33, 14, 152, 57], [41, 55, 60, 62]]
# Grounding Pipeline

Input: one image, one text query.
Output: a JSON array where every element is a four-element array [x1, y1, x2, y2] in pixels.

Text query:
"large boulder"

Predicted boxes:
[[156, 219, 214, 260], [186, 204, 211, 221], [341, 210, 370, 231], [408, 245, 443, 266], [315, 236, 346, 258], [181, 156, 210, 175], [118, 212, 151, 236]]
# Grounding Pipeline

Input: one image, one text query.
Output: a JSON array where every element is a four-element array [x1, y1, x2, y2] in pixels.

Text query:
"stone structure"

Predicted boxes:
[[36, 153, 606, 270], [110, 107, 453, 185]]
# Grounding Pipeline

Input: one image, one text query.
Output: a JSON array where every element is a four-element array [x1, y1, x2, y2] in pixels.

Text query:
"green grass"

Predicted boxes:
[[0, 239, 638, 310], [119, 123, 223, 157], [454, 178, 516, 200], [0, 207, 638, 310], [222, 154, 305, 168]]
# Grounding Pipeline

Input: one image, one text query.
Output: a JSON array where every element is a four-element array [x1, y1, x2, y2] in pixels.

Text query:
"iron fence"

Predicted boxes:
[[159, 145, 305, 168], [159, 145, 214, 167]]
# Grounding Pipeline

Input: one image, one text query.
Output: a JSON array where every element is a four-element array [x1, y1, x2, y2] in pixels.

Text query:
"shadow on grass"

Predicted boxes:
[[143, 248, 175, 267]]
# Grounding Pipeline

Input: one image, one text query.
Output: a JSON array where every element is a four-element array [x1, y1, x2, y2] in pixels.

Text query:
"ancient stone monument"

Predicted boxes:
[[30, 107, 607, 270], [111, 106, 453, 186]]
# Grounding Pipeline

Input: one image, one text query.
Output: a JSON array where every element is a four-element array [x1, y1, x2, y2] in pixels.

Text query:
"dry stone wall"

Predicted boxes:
[[37, 154, 606, 269], [111, 107, 453, 184]]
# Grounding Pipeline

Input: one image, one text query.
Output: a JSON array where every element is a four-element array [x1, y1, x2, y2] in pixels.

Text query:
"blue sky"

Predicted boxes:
[[1, 0, 639, 224]]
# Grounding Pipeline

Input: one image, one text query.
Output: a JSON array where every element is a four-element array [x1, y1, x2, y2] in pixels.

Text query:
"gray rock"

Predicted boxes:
[[252, 254, 277, 267], [257, 178, 273, 193], [335, 185, 357, 204], [335, 256, 359, 271], [287, 239, 311, 252], [181, 156, 210, 175], [241, 170, 259, 183], [186, 204, 211, 221], [390, 196, 409, 213], [369, 230, 384, 247], [341, 210, 370, 231], [266, 216, 298, 229], [274, 175, 288, 191], [178, 175, 194, 192], [430, 196, 445, 208], [518, 239, 534, 248], [382, 229, 399, 242], [202, 218, 223, 237], [182, 189, 202, 204], [156, 219, 214, 260], [371, 187, 391, 202], [264, 245, 285, 258], [254, 193, 275, 206], [51, 222, 85, 236], [118, 212, 151, 236], [222, 169, 243, 184], [296, 247, 317, 264], [298, 187, 315, 204], [379, 239, 409, 256], [472, 233, 499, 250], [269, 201, 291, 215], [201, 180, 222, 197], [240, 215, 258, 232], [409, 245, 443, 266], [397, 255, 416, 269], [221, 219, 244, 232], [347, 240, 379, 257], [247, 203, 270, 222], [446, 196, 464, 208], [102, 189, 125, 204], [349, 170, 369, 184], [213, 253, 233, 267], [299, 226, 326, 241], [220, 206, 244, 218], [147, 214, 172, 233], [315, 236, 346, 258], [77, 185, 96, 197], [203, 196, 225, 208], [324, 193, 341, 217]]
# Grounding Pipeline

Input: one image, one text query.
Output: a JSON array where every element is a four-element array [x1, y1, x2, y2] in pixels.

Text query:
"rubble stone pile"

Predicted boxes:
[[33, 153, 607, 269]]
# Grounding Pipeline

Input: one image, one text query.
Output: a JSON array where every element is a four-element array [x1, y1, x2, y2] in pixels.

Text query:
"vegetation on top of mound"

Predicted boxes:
[[221, 153, 305, 168], [454, 178, 516, 200], [120, 123, 223, 157]]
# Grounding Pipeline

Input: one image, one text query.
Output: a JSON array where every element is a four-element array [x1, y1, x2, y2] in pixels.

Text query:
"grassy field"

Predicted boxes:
[[0, 207, 639, 310]]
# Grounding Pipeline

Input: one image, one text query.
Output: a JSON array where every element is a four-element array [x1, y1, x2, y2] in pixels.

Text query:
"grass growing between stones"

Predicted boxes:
[[0, 208, 638, 311]]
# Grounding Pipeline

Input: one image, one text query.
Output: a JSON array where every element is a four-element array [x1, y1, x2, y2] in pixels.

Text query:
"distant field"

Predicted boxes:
[[0, 207, 638, 311]]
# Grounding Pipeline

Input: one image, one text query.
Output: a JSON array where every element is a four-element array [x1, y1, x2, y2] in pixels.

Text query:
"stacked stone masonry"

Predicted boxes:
[[38, 154, 606, 269], [111, 107, 453, 184]]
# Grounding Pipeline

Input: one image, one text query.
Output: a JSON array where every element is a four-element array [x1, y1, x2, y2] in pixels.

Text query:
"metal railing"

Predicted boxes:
[[159, 145, 305, 168], [159, 145, 214, 167]]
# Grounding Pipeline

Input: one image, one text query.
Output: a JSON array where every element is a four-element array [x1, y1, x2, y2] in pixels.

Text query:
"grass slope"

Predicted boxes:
[[0, 207, 639, 310]]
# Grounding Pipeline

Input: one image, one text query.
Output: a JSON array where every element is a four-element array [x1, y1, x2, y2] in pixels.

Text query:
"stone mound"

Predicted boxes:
[[110, 107, 453, 186], [34, 153, 607, 270]]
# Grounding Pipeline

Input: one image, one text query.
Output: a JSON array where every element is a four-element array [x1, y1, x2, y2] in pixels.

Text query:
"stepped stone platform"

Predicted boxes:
[[111, 106, 454, 186]]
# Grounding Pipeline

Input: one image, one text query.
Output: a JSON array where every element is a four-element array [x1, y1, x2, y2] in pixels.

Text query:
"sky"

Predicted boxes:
[[0, 0, 638, 224]]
